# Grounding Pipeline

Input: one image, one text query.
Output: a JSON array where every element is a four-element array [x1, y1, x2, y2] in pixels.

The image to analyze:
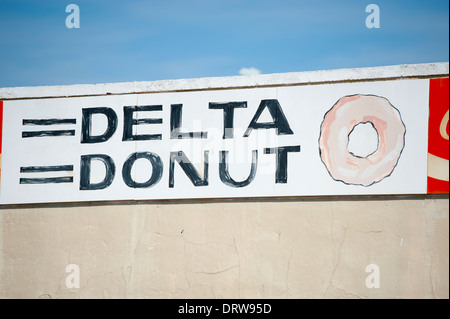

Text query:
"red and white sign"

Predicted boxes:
[[0, 101, 3, 188], [428, 78, 449, 193]]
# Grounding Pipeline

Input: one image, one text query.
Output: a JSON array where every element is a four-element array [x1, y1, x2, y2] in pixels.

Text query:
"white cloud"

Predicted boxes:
[[239, 67, 262, 76]]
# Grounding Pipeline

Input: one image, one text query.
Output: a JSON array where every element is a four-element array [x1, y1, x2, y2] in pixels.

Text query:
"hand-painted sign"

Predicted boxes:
[[0, 66, 448, 204]]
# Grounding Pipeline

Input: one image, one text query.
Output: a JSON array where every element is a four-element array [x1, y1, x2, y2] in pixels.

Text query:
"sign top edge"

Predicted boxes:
[[1, 62, 448, 100]]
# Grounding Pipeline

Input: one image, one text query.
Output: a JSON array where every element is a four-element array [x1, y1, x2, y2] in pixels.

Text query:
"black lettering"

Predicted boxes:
[[264, 145, 300, 183], [170, 104, 207, 139], [20, 165, 74, 184], [80, 154, 115, 190], [22, 130, 75, 138], [169, 151, 208, 187], [219, 150, 257, 187], [23, 119, 76, 125], [20, 177, 73, 184], [244, 99, 293, 137], [122, 152, 163, 188], [122, 105, 163, 141], [81, 107, 118, 143], [209, 102, 247, 139]]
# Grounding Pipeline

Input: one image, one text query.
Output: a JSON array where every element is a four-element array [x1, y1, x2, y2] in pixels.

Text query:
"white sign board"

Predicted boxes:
[[0, 64, 447, 205]]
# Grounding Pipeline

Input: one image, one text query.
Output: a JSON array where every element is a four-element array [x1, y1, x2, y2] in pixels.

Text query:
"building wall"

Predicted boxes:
[[0, 196, 448, 299], [1, 64, 448, 299]]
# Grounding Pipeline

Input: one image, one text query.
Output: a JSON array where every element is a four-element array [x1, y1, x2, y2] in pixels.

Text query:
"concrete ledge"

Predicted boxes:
[[1, 62, 448, 100]]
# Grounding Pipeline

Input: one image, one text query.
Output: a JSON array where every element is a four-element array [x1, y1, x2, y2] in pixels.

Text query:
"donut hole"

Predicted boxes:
[[347, 122, 379, 158]]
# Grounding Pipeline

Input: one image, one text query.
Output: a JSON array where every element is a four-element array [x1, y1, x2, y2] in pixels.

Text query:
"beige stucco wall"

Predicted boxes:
[[0, 196, 448, 299]]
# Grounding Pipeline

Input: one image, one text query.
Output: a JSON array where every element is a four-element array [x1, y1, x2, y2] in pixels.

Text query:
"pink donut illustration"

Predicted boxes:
[[319, 94, 406, 186]]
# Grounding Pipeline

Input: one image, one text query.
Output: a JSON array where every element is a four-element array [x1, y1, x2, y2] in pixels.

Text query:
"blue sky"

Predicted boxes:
[[0, 0, 448, 87]]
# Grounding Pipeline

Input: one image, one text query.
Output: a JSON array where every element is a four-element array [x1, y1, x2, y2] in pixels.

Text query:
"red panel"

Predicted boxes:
[[428, 177, 449, 194], [0, 100, 2, 184], [0, 100, 3, 154], [428, 78, 449, 194]]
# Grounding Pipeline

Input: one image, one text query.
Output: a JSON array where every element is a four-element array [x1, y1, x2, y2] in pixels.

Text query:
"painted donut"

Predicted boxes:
[[319, 94, 406, 186]]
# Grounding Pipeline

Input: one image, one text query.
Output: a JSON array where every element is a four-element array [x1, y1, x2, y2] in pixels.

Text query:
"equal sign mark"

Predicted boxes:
[[20, 165, 74, 184], [22, 118, 76, 138]]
